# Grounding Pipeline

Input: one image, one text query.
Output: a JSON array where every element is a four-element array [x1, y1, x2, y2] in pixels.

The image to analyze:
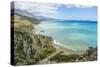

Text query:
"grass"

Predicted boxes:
[[12, 13, 56, 65]]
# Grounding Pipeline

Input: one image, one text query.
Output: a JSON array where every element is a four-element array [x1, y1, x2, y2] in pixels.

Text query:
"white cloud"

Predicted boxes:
[[63, 4, 94, 8], [14, 1, 95, 19], [14, 1, 60, 18]]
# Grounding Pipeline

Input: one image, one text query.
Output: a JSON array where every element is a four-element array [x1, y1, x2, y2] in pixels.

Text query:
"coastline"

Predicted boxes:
[[53, 39, 85, 54], [34, 28, 84, 54], [34, 24, 85, 54]]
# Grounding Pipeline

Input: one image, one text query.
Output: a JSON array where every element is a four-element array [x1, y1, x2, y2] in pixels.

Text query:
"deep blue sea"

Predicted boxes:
[[36, 20, 97, 51]]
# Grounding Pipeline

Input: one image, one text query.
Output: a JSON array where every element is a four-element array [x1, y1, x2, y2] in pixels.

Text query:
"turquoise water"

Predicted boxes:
[[36, 20, 97, 51]]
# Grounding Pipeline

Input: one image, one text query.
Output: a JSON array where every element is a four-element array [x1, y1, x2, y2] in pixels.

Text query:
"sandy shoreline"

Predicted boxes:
[[53, 39, 84, 54], [53, 39, 73, 51]]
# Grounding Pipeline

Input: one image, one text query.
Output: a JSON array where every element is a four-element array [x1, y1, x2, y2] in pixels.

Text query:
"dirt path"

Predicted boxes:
[[38, 49, 63, 64]]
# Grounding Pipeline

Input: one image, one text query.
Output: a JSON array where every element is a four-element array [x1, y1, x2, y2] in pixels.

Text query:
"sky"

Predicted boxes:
[[14, 1, 97, 21]]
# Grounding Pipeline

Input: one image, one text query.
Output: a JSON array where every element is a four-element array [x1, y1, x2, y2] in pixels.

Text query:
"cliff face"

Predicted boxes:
[[11, 14, 56, 65]]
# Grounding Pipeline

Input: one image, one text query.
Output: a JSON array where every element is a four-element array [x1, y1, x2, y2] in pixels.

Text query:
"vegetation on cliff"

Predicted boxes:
[[11, 14, 56, 65]]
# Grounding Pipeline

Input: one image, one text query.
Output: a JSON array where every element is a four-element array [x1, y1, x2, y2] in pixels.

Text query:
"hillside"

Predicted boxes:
[[11, 14, 56, 65]]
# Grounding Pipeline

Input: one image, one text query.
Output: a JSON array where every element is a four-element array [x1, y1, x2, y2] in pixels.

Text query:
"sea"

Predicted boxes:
[[36, 20, 97, 51]]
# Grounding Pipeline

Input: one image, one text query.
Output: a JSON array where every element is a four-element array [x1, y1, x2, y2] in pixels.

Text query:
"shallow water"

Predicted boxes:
[[36, 20, 97, 51]]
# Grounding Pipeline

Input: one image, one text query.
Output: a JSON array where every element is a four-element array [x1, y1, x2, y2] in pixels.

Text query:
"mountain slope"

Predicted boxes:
[[11, 13, 56, 65]]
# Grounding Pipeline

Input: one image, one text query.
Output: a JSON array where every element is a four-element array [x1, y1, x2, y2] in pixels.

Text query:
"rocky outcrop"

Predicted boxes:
[[79, 47, 97, 61]]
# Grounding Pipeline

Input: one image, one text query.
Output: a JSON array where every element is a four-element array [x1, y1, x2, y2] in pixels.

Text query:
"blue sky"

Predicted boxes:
[[15, 1, 97, 21], [58, 5, 97, 20], [57, 5, 97, 21]]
